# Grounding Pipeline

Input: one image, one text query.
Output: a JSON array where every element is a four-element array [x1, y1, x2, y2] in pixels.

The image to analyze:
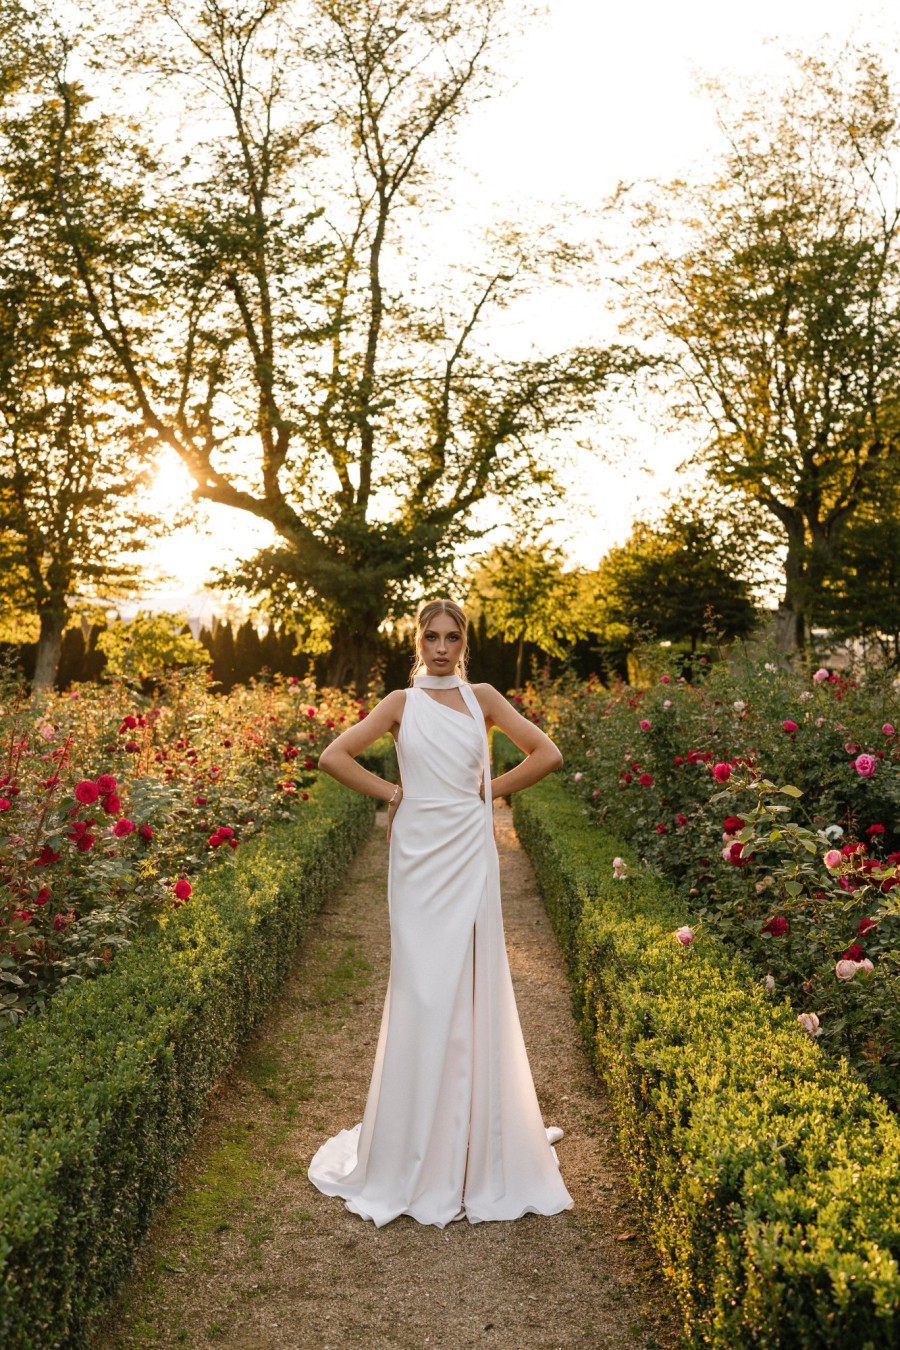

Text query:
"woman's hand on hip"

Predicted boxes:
[[386, 786, 403, 842]]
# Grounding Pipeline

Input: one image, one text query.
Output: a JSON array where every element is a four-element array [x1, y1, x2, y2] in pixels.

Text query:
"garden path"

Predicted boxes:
[[91, 802, 682, 1350]]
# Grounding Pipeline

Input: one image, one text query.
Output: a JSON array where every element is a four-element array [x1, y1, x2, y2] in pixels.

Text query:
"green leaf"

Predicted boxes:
[[781, 784, 804, 798]]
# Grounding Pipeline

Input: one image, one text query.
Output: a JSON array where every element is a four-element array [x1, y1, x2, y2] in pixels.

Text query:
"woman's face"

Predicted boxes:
[[420, 613, 464, 674]]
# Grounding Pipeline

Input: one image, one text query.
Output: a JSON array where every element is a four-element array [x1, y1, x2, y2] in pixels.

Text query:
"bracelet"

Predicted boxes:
[[388, 783, 402, 805]]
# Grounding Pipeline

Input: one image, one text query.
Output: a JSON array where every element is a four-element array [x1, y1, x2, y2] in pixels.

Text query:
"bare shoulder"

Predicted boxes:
[[319, 687, 407, 760], [470, 682, 519, 732], [470, 682, 559, 759], [470, 682, 505, 715]]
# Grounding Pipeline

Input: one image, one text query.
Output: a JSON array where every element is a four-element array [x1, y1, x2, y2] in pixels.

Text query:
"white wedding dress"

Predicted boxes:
[[307, 673, 573, 1228]]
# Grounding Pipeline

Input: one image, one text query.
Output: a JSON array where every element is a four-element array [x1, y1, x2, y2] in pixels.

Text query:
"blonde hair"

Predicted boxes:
[[409, 599, 470, 684]]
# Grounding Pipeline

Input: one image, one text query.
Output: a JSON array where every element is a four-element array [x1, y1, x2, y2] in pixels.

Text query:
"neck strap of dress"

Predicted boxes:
[[412, 673, 465, 688]]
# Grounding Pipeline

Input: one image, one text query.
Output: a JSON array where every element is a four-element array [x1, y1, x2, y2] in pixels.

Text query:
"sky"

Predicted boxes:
[[140, 0, 896, 620]]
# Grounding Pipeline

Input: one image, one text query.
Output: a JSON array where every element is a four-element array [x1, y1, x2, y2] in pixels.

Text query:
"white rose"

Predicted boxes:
[[797, 1012, 821, 1036], [835, 959, 861, 982]]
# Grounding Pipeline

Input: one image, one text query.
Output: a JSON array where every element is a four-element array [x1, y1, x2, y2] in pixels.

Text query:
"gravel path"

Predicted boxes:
[[91, 802, 683, 1350]]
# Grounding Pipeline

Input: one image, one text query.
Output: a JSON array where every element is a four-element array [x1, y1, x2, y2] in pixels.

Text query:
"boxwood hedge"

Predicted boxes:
[[0, 741, 394, 1349], [493, 733, 900, 1349]]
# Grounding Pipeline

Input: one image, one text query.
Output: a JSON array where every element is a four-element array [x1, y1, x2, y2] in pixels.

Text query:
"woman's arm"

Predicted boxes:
[[474, 684, 564, 799], [317, 689, 405, 802]]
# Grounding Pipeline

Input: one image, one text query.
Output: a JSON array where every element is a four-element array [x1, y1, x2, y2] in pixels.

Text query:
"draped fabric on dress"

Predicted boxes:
[[307, 675, 573, 1228]]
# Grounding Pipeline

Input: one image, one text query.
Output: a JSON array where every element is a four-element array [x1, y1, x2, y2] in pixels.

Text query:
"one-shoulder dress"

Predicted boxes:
[[307, 681, 573, 1227]]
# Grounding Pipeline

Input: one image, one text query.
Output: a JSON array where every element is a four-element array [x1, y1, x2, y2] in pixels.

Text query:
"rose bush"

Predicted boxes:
[[516, 653, 900, 1106], [0, 669, 366, 1022]]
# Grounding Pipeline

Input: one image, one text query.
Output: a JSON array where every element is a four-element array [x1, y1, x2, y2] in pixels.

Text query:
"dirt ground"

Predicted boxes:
[[90, 803, 684, 1350]]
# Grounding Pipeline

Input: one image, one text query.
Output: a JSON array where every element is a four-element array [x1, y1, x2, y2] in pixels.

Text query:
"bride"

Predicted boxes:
[[308, 598, 574, 1228]]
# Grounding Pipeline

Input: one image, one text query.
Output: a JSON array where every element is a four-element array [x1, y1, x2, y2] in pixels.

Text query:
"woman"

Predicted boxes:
[[308, 598, 574, 1227]]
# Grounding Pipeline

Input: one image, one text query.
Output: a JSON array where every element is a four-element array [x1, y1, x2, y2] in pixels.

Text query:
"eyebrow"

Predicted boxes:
[[424, 629, 460, 637]]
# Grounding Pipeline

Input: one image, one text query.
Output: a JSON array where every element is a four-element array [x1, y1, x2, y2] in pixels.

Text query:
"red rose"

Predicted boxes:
[[37, 845, 60, 866], [782, 720, 798, 734], [857, 917, 877, 936], [639, 773, 653, 787], [75, 780, 100, 805], [216, 826, 234, 839], [96, 774, 117, 795], [138, 824, 153, 841], [674, 756, 683, 765], [723, 816, 745, 835], [208, 834, 223, 848], [35, 887, 50, 905], [0, 799, 9, 812], [113, 818, 135, 837], [124, 740, 140, 753], [655, 823, 667, 834], [173, 879, 192, 900], [762, 916, 788, 936], [119, 715, 138, 731], [76, 834, 96, 852], [102, 794, 122, 815], [865, 824, 885, 836], [676, 814, 689, 826], [194, 796, 208, 806], [712, 762, 732, 783], [842, 943, 863, 961]]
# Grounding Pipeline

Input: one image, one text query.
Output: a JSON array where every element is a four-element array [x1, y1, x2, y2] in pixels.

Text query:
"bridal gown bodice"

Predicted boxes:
[[307, 680, 574, 1228]]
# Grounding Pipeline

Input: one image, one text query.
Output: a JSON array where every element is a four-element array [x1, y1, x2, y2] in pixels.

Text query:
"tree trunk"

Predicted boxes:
[[514, 634, 524, 693], [33, 607, 66, 693], [774, 535, 808, 657], [324, 619, 380, 696]]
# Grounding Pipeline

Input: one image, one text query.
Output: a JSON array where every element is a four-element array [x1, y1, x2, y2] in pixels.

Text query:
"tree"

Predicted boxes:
[[589, 503, 758, 654], [0, 15, 168, 690], [96, 612, 209, 685], [810, 462, 900, 665], [40, 0, 628, 692], [622, 45, 900, 654], [466, 539, 586, 691]]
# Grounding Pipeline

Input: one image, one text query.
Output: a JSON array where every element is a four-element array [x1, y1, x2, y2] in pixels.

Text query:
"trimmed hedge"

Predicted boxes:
[[494, 735, 900, 1349], [0, 742, 394, 1349]]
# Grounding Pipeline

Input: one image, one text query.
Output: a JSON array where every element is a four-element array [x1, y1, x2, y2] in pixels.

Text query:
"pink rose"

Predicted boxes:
[[883, 724, 895, 737], [573, 771, 583, 782], [835, 959, 861, 981], [639, 719, 651, 731], [813, 668, 829, 682], [712, 762, 732, 783], [661, 675, 670, 683], [853, 754, 876, 778], [782, 720, 798, 734], [674, 925, 694, 946], [823, 849, 842, 869], [797, 1012, 821, 1035]]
